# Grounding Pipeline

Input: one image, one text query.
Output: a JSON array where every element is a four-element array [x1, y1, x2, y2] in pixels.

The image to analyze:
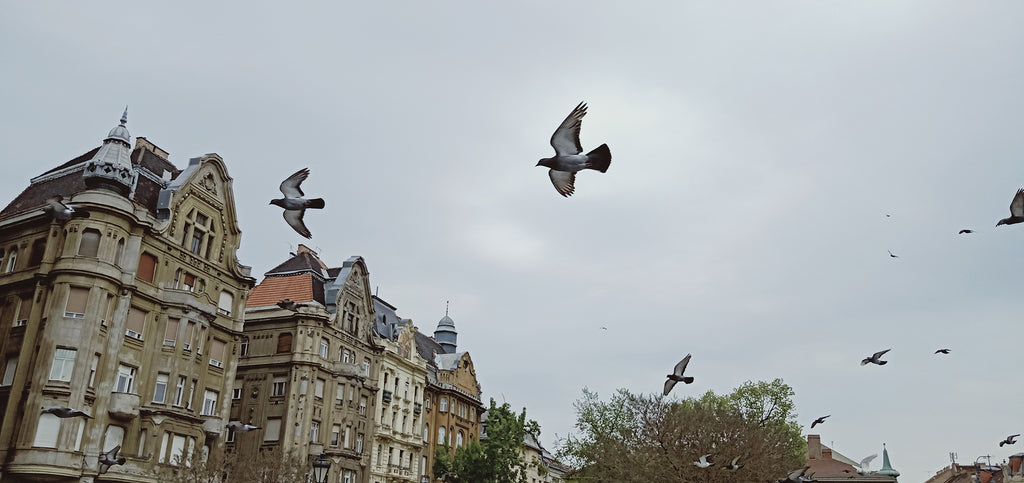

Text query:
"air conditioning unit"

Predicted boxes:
[[210, 359, 223, 368], [126, 330, 142, 340]]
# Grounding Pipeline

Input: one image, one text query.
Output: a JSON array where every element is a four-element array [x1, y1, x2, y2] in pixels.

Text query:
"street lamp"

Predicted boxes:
[[312, 454, 331, 483]]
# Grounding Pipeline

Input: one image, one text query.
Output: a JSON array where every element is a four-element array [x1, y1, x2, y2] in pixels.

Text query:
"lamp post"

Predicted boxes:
[[312, 454, 331, 483]]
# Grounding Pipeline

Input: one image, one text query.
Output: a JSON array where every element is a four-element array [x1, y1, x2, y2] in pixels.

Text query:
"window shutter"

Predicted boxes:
[[66, 287, 89, 315], [137, 253, 157, 282], [127, 307, 146, 336]]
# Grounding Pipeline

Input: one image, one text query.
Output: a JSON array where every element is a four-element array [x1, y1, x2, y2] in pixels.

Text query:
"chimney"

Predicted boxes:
[[1010, 453, 1023, 475], [297, 244, 316, 255], [822, 448, 833, 460], [808, 435, 822, 460]]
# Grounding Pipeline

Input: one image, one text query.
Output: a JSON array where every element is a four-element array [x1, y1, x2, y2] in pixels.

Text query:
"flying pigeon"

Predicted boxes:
[[41, 406, 92, 419], [663, 354, 695, 396], [724, 456, 743, 470], [42, 195, 89, 221], [810, 415, 830, 428], [997, 188, 1024, 226], [857, 454, 878, 474], [934, 348, 951, 354], [277, 299, 307, 311], [1000, 434, 1020, 447], [99, 445, 126, 474], [861, 349, 891, 366], [536, 102, 612, 197], [270, 168, 325, 239], [958, 229, 974, 234], [693, 454, 713, 468], [888, 250, 898, 258], [777, 466, 811, 483], [226, 421, 261, 432], [599, 326, 608, 330]]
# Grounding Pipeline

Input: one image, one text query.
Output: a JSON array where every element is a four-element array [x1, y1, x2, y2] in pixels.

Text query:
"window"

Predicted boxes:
[[126, 306, 146, 340], [103, 425, 125, 453], [276, 333, 292, 353], [137, 252, 157, 282], [187, 380, 196, 409], [314, 378, 325, 399], [343, 471, 352, 483], [137, 428, 147, 456], [335, 385, 344, 405], [115, 364, 136, 393], [183, 321, 195, 351], [153, 373, 168, 403], [331, 424, 341, 446], [344, 426, 352, 448], [438, 427, 445, 445], [168, 434, 186, 466], [174, 376, 186, 406], [164, 318, 179, 347], [114, 238, 125, 266], [1, 358, 14, 386], [456, 431, 464, 447], [439, 397, 447, 413], [239, 337, 248, 356], [424, 397, 430, 410], [264, 418, 281, 441], [64, 287, 88, 318], [226, 428, 235, 443], [423, 423, 429, 443], [79, 228, 101, 257], [310, 420, 320, 442], [182, 209, 215, 259], [14, 295, 32, 326], [359, 397, 367, 415], [209, 339, 225, 368], [182, 272, 196, 292], [319, 338, 329, 358], [88, 354, 99, 387], [49, 348, 76, 382], [4, 247, 17, 273], [232, 380, 242, 400], [34, 413, 60, 447], [272, 376, 286, 396], [201, 389, 218, 416], [217, 291, 233, 316], [356, 433, 363, 453], [362, 359, 370, 376], [75, 419, 86, 451], [28, 238, 46, 266], [341, 348, 352, 363]]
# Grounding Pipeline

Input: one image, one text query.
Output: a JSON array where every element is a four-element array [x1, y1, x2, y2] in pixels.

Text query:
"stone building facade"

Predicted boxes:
[[0, 113, 254, 481], [235, 247, 381, 483]]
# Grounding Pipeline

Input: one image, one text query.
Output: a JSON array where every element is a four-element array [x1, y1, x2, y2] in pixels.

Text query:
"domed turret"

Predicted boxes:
[[877, 443, 900, 477], [83, 107, 136, 196], [434, 302, 457, 354]]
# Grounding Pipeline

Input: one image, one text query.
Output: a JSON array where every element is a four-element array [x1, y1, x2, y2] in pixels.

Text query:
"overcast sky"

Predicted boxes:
[[4, 2, 1024, 480]]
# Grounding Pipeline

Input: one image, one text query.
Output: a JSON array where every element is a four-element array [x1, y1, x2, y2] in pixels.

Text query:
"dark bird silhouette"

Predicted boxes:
[[934, 349, 951, 354], [888, 250, 898, 258], [997, 188, 1024, 226], [226, 421, 261, 432], [536, 102, 611, 197], [861, 349, 891, 366], [723, 456, 743, 470], [1000, 434, 1020, 447], [270, 168, 325, 239], [663, 354, 694, 396], [958, 229, 974, 234], [42, 195, 89, 221], [276, 299, 306, 311], [810, 415, 830, 428], [41, 406, 92, 419], [693, 454, 713, 468], [98, 445, 126, 474], [599, 326, 607, 330]]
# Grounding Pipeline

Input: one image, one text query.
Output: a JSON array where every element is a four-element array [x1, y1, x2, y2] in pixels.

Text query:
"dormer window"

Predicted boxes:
[[181, 209, 216, 259]]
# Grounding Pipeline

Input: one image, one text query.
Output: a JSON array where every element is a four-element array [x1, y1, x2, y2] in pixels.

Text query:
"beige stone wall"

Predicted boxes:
[[370, 321, 428, 483]]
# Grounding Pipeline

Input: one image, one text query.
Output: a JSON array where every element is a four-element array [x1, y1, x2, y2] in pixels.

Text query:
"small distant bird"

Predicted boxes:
[[599, 326, 608, 330], [958, 229, 974, 234], [663, 354, 695, 396], [270, 168, 325, 239], [1000, 434, 1020, 447], [810, 415, 830, 428], [857, 453, 878, 474], [934, 348, 951, 354], [997, 188, 1024, 226], [276, 299, 306, 311], [861, 349, 891, 366], [536, 102, 612, 197], [888, 250, 898, 258], [693, 454, 713, 468], [724, 456, 743, 470], [226, 421, 261, 432], [98, 445, 126, 474], [42, 406, 92, 419], [42, 195, 89, 221]]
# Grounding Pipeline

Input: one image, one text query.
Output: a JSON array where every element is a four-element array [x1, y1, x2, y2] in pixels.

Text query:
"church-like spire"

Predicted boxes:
[[83, 108, 136, 196], [877, 443, 900, 477]]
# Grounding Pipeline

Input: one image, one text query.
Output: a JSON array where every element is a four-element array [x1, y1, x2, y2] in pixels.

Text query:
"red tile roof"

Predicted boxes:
[[246, 274, 315, 307]]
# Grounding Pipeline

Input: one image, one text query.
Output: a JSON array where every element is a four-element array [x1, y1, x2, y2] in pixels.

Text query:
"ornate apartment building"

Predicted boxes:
[[369, 297, 429, 483], [0, 112, 254, 481], [235, 247, 382, 483]]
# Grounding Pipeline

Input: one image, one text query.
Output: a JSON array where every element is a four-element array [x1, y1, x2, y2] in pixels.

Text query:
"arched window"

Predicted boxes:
[[423, 423, 429, 443], [456, 431, 464, 447], [276, 333, 292, 353], [5, 247, 17, 273], [439, 397, 447, 413], [28, 238, 46, 266], [137, 252, 157, 282], [438, 427, 445, 446], [78, 228, 101, 257]]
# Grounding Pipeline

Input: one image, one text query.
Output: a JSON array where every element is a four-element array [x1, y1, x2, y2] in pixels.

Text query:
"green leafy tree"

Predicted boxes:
[[558, 379, 806, 483], [433, 398, 541, 483], [157, 447, 310, 483]]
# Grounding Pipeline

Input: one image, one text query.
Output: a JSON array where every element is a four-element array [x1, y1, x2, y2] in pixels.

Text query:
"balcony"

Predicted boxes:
[[382, 390, 392, 404], [413, 403, 422, 414], [108, 392, 140, 420], [202, 416, 224, 438]]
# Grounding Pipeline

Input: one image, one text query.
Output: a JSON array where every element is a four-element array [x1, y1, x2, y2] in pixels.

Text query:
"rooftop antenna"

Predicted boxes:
[[445, 300, 449, 316], [950, 452, 957, 465], [375, 286, 379, 297]]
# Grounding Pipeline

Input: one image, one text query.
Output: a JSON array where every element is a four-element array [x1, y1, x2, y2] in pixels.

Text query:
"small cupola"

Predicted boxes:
[[83, 107, 136, 196]]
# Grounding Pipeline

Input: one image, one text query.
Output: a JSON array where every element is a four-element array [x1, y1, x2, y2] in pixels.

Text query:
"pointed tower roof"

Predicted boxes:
[[877, 443, 900, 477], [83, 107, 136, 196], [434, 301, 457, 353]]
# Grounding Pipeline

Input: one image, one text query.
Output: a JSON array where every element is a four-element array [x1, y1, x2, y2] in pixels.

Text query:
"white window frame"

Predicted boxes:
[[309, 420, 320, 443], [49, 348, 76, 382], [272, 376, 286, 397], [115, 364, 136, 393], [201, 389, 218, 416], [153, 373, 168, 403], [174, 376, 186, 406], [319, 338, 329, 358]]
